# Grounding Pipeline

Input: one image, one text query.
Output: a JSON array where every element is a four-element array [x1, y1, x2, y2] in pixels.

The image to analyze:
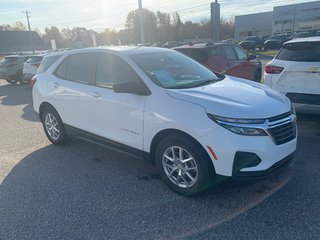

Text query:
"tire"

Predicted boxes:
[[253, 69, 262, 82], [41, 107, 68, 145], [156, 135, 215, 196]]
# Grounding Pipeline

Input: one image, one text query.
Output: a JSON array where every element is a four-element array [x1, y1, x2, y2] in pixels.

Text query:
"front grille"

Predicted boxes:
[[268, 112, 290, 122], [268, 121, 296, 145]]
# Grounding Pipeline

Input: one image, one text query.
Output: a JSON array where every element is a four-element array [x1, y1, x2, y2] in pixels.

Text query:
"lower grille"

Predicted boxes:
[[268, 122, 296, 145]]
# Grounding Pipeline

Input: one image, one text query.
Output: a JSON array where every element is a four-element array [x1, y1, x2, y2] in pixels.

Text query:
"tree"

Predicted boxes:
[[125, 8, 157, 44], [43, 26, 65, 48], [0, 22, 26, 31], [172, 12, 182, 41]]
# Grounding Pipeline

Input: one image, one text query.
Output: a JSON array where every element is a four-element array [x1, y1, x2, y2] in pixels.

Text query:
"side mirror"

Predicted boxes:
[[113, 81, 151, 96]]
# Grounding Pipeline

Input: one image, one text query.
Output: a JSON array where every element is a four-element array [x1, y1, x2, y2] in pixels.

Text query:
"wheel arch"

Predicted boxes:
[[39, 102, 58, 121], [149, 128, 215, 171]]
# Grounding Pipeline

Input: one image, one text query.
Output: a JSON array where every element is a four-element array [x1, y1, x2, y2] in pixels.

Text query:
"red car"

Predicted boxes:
[[173, 42, 262, 82]]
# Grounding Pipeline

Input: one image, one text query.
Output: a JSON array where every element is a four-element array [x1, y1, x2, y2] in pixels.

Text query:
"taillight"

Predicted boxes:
[[265, 64, 284, 74], [31, 76, 36, 87]]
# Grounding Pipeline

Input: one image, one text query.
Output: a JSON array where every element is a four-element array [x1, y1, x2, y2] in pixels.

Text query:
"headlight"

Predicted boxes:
[[207, 114, 267, 136]]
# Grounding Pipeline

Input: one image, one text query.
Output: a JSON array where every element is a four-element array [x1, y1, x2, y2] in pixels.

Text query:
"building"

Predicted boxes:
[[234, 1, 320, 42], [273, 1, 320, 34], [0, 31, 46, 54], [234, 12, 273, 42]]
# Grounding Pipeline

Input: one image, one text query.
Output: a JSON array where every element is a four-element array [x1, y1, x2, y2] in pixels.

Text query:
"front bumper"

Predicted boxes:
[[198, 119, 297, 177], [232, 151, 294, 179]]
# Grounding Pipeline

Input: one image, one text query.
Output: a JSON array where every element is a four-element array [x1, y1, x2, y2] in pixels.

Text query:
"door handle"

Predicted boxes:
[[89, 92, 101, 98], [52, 82, 59, 88]]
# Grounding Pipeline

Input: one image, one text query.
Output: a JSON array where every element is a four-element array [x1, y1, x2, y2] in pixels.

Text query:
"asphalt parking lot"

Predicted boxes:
[[0, 80, 319, 240]]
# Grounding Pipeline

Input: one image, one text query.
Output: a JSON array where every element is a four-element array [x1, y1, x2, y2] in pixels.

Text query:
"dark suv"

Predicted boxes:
[[173, 43, 262, 82], [239, 36, 263, 51]]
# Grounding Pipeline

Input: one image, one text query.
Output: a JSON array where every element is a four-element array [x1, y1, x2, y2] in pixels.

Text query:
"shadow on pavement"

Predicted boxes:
[[0, 81, 38, 122], [0, 138, 290, 240]]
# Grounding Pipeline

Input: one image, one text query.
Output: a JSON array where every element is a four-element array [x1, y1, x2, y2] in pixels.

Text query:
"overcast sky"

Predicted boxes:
[[0, 0, 312, 32]]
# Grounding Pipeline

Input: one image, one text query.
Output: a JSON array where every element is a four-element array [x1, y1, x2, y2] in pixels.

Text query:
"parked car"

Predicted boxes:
[[292, 31, 313, 39], [33, 47, 297, 195], [0, 55, 30, 84], [264, 34, 289, 50], [264, 36, 320, 114], [21, 55, 44, 84], [239, 36, 263, 51], [173, 43, 262, 82], [162, 41, 183, 48]]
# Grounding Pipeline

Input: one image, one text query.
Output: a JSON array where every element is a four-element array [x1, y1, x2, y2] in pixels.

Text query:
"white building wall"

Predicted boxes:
[[234, 12, 273, 42]]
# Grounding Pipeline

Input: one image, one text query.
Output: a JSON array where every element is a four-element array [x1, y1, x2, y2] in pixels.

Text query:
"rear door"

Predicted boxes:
[[204, 47, 226, 73], [48, 52, 98, 131]]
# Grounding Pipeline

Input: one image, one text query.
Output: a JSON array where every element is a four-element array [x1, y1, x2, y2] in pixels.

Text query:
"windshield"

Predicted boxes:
[[276, 42, 320, 62], [244, 36, 256, 41], [268, 35, 284, 40], [130, 52, 221, 89]]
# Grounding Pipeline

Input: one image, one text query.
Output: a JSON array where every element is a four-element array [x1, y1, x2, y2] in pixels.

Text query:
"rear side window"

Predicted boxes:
[[176, 49, 207, 62], [276, 42, 320, 62], [55, 53, 96, 84], [38, 55, 61, 74], [206, 47, 222, 58]]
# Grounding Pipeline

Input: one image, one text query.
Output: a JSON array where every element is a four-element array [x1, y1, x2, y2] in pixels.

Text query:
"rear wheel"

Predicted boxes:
[[156, 135, 215, 195], [41, 107, 68, 145]]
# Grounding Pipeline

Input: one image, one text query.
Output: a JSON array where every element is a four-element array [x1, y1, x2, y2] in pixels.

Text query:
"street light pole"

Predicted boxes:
[[138, 0, 145, 45]]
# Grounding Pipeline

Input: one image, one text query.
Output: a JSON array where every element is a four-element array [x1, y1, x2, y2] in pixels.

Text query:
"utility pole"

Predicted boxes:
[[23, 10, 35, 53], [138, 0, 145, 45]]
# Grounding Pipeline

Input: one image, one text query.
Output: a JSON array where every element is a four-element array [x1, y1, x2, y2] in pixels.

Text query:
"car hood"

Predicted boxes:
[[166, 76, 291, 119]]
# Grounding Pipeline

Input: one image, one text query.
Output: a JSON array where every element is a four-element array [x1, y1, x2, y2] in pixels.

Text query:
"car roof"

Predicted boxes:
[[284, 36, 320, 44], [173, 42, 234, 49], [46, 46, 175, 57]]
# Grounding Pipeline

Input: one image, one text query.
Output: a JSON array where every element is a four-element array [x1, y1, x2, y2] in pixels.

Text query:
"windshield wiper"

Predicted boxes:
[[192, 78, 221, 87]]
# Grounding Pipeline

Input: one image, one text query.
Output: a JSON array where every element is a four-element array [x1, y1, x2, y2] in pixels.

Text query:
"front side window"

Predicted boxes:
[[130, 51, 221, 89], [276, 42, 320, 62], [222, 46, 237, 60], [95, 54, 138, 88], [234, 46, 248, 61]]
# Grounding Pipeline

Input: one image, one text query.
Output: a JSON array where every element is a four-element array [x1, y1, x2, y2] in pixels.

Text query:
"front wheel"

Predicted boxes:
[[156, 135, 215, 195], [41, 107, 68, 145]]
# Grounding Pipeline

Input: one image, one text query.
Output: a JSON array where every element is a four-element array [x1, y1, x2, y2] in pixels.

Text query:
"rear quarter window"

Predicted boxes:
[[38, 55, 61, 74], [276, 42, 320, 62]]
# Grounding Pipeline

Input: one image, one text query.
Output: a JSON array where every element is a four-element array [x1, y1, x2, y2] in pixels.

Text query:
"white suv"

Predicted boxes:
[[264, 36, 320, 114], [33, 47, 297, 195]]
